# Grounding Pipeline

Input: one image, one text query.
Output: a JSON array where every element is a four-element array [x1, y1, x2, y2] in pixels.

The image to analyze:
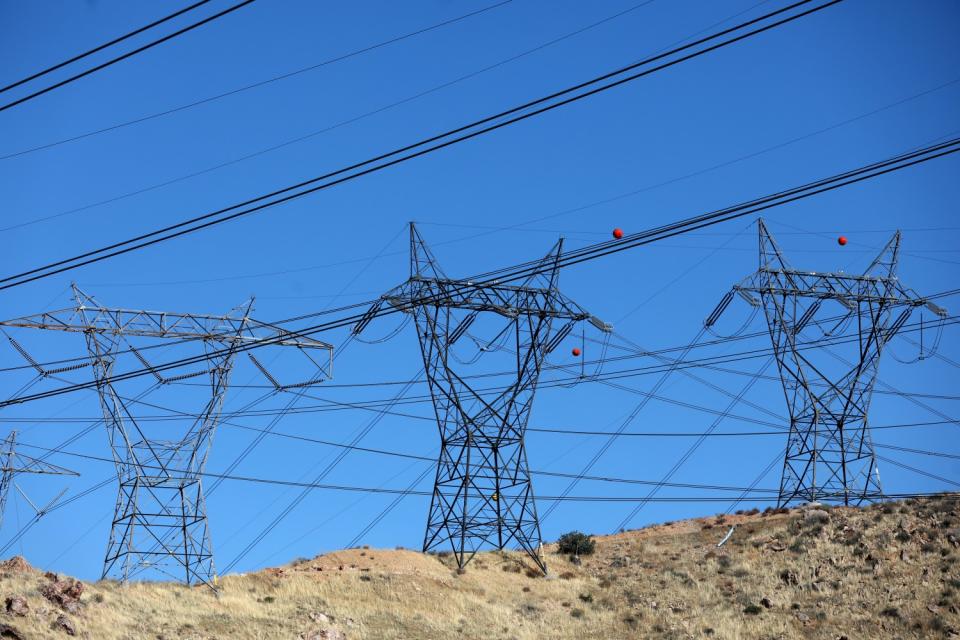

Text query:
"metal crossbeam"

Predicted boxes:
[[356, 224, 609, 574], [0, 305, 333, 351]]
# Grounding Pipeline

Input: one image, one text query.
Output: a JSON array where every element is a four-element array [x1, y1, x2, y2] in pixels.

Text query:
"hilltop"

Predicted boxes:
[[0, 496, 957, 639]]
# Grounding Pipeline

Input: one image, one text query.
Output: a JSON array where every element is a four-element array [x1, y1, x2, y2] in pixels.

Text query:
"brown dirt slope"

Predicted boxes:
[[0, 496, 958, 639]]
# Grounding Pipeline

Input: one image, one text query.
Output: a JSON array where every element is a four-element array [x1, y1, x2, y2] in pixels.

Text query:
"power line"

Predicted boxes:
[[218, 373, 422, 574], [876, 455, 960, 489], [8, 438, 956, 504], [0, 0, 767, 234], [0, 0, 844, 287], [1, 302, 954, 409], [13, 439, 784, 495], [3, 291, 957, 403], [873, 444, 960, 461], [0, 1, 213, 95], [0, 0, 514, 161], [0, 1, 256, 113], [614, 358, 775, 531]]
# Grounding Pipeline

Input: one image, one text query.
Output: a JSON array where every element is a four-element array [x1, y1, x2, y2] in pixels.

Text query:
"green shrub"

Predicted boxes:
[[557, 531, 596, 556]]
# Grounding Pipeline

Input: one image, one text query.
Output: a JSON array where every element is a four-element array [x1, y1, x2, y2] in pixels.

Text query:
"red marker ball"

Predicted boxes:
[[572, 347, 582, 357], [837, 236, 848, 246], [612, 228, 624, 240]]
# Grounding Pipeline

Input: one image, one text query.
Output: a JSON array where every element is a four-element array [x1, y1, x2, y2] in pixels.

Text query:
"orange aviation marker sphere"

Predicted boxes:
[[612, 228, 624, 239], [572, 347, 582, 357], [837, 235, 848, 246]]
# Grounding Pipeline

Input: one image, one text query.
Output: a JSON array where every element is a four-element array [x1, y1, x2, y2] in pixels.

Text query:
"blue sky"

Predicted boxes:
[[0, 0, 958, 580]]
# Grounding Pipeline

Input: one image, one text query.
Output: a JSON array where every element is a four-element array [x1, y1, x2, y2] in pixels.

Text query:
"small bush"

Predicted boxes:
[[880, 607, 900, 618], [570, 608, 585, 618], [557, 531, 596, 556], [743, 604, 763, 615], [578, 593, 593, 603]]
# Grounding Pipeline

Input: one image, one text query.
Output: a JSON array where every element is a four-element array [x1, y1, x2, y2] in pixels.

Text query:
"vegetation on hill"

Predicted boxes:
[[0, 496, 957, 639]]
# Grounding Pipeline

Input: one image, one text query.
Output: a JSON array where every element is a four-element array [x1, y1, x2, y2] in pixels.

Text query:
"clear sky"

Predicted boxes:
[[0, 0, 958, 581]]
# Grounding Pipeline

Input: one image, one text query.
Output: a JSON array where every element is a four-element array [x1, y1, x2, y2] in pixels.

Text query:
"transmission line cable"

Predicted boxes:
[[7, 440, 956, 507], [1, 0, 754, 232], [220, 372, 423, 574], [0, 0, 843, 286], [539, 327, 708, 522], [876, 455, 960, 489], [1, 307, 954, 410], [0, 1, 256, 113], [0, 1, 212, 95], [345, 463, 435, 549], [2, 282, 953, 378], [723, 448, 786, 515], [0, 0, 513, 160], [614, 359, 775, 531], [875, 443, 960, 461]]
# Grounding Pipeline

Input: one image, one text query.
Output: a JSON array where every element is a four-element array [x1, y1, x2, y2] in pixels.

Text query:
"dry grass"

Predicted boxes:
[[1, 496, 958, 638]]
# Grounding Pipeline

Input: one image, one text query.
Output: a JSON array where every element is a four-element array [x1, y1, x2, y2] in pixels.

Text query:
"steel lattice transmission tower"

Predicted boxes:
[[0, 431, 78, 531], [355, 224, 610, 573], [708, 220, 946, 507], [0, 287, 332, 587]]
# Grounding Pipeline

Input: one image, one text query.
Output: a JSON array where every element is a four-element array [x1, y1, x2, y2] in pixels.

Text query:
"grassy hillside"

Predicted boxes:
[[0, 496, 957, 639]]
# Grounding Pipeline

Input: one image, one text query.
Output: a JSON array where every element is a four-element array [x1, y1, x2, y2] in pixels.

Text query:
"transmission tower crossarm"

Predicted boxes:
[[0, 432, 79, 477], [0, 307, 333, 351], [736, 271, 935, 308]]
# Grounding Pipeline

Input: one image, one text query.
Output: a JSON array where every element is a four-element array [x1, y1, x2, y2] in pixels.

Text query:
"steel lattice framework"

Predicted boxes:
[[710, 220, 946, 507], [0, 431, 78, 532], [0, 287, 333, 587], [355, 224, 610, 573]]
